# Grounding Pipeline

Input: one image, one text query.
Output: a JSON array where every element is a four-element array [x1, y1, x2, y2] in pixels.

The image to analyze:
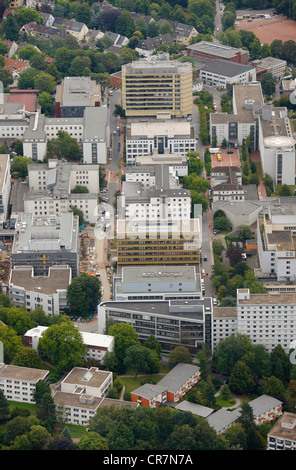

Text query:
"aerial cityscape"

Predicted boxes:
[[0, 0, 295, 454]]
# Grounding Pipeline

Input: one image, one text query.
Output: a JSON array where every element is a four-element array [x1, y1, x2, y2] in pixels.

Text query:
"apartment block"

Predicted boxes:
[[0, 363, 50, 403], [257, 202, 296, 282], [187, 41, 249, 64], [116, 162, 201, 266], [125, 118, 197, 165], [121, 59, 193, 118], [212, 307, 238, 350], [131, 363, 201, 408], [196, 58, 256, 89], [53, 366, 137, 425], [258, 107, 295, 186], [237, 288, 296, 353], [55, 77, 101, 117], [113, 265, 203, 301], [11, 212, 79, 278], [0, 154, 11, 226], [252, 56, 287, 80], [24, 160, 100, 224], [207, 394, 282, 434], [23, 107, 109, 164], [267, 412, 296, 450], [24, 326, 115, 363], [98, 298, 213, 354], [210, 82, 295, 185], [9, 265, 71, 315]]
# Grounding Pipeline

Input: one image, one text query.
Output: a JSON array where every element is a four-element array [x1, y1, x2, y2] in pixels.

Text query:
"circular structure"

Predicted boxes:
[[264, 135, 295, 148]]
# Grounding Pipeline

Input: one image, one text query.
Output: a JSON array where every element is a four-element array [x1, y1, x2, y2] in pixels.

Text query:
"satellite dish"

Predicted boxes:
[[290, 89, 296, 105]]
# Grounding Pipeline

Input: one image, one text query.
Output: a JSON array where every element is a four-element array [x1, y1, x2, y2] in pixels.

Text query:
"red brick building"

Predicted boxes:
[[187, 41, 249, 64], [131, 363, 201, 408]]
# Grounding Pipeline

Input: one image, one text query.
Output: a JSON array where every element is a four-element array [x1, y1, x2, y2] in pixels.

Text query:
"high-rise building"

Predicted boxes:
[[121, 59, 193, 119]]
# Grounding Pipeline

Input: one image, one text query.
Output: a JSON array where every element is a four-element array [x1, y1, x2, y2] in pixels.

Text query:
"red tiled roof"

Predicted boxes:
[[9, 89, 39, 112], [3, 9, 15, 18], [4, 57, 29, 73]]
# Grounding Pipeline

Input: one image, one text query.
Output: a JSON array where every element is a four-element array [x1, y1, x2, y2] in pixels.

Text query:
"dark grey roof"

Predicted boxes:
[[200, 58, 254, 77]]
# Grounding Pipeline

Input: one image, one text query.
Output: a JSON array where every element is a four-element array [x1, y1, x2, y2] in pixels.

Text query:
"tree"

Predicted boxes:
[[222, 10, 235, 30], [279, 184, 292, 196], [0, 68, 13, 88], [28, 425, 50, 450], [239, 225, 253, 242], [5, 14, 19, 41], [115, 11, 136, 37], [113, 104, 126, 118], [108, 323, 139, 372], [75, 2, 91, 25], [229, 360, 255, 395], [0, 323, 22, 363], [144, 334, 161, 358], [34, 72, 56, 93], [124, 345, 156, 378], [36, 393, 57, 433], [15, 7, 44, 27], [213, 334, 253, 374], [0, 389, 10, 422], [38, 91, 53, 116], [67, 273, 101, 318], [37, 321, 86, 372], [226, 243, 243, 266], [14, 346, 42, 369], [17, 68, 40, 89], [168, 346, 192, 368], [270, 344, 291, 386], [11, 156, 33, 179], [47, 130, 81, 161], [78, 431, 109, 450], [259, 375, 285, 398], [71, 185, 89, 194], [260, 72, 275, 96]]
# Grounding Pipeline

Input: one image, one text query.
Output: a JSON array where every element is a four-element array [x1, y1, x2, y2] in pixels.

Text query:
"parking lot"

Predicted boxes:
[[211, 149, 240, 168]]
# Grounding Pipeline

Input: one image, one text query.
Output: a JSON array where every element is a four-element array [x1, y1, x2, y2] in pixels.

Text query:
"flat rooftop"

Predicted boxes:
[[127, 119, 192, 139], [238, 292, 296, 305], [187, 41, 247, 59], [12, 212, 78, 253], [56, 76, 101, 107], [9, 265, 71, 294], [0, 363, 49, 382], [62, 367, 112, 389], [123, 59, 192, 75], [100, 298, 212, 319], [122, 265, 197, 283], [199, 58, 254, 77], [268, 412, 296, 442]]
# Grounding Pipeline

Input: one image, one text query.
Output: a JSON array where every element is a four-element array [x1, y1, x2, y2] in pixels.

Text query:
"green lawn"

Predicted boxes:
[[119, 367, 170, 394], [8, 401, 36, 414], [215, 395, 236, 408]]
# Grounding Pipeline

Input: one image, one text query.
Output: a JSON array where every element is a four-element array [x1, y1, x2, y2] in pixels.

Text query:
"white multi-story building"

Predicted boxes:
[[53, 367, 113, 425], [0, 154, 11, 226], [9, 265, 71, 315], [24, 326, 115, 362], [113, 265, 203, 301], [258, 107, 295, 186], [257, 202, 296, 282], [210, 82, 295, 185], [0, 363, 50, 403], [23, 107, 109, 164], [24, 160, 100, 224], [125, 119, 197, 165], [237, 288, 296, 353], [267, 412, 296, 450], [198, 59, 256, 89]]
